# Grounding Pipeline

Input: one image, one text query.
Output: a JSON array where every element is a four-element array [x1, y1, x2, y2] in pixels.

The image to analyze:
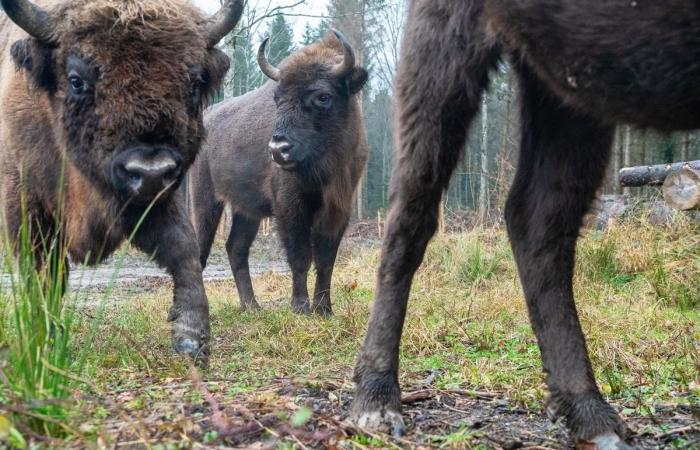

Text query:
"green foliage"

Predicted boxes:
[[425, 234, 507, 287], [226, 29, 263, 97], [1, 210, 74, 437], [290, 406, 312, 427], [301, 21, 327, 46], [263, 15, 295, 66]]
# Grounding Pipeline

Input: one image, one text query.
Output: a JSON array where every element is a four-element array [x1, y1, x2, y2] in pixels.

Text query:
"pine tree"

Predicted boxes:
[[301, 22, 318, 45], [263, 15, 295, 66], [300, 21, 330, 46]]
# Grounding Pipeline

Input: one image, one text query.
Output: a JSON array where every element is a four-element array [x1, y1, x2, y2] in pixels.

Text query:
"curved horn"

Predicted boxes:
[[257, 38, 280, 81], [205, 0, 244, 48], [330, 29, 355, 78], [1, 0, 54, 43]]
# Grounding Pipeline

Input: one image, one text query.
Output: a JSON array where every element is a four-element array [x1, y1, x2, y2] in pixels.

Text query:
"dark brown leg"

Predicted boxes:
[[506, 65, 632, 449], [189, 165, 224, 270], [311, 223, 347, 317], [226, 213, 261, 311], [131, 192, 210, 365], [277, 209, 312, 315], [351, 0, 498, 434]]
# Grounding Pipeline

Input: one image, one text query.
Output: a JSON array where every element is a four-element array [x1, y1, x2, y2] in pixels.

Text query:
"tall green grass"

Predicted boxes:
[[0, 185, 167, 443], [0, 210, 77, 438]]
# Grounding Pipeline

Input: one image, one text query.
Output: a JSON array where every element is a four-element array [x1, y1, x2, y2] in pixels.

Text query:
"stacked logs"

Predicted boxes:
[[619, 160, 700, 210]]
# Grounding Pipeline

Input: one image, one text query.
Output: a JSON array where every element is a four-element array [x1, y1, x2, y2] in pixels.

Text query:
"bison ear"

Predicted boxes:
[[347, 67, 368, 95], [202, 48, 231, 100], [10, 38, 57, 93]]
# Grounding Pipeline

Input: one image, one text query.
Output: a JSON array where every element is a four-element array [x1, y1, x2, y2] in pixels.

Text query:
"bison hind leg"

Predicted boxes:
[[506, 65, 632, 449], [226, 213, 261, 311]]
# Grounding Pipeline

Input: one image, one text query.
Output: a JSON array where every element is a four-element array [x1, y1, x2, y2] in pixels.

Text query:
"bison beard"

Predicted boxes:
[[189, 31, 368, 316], [0, 0, 244, 365], [351, 1, 700, 449]]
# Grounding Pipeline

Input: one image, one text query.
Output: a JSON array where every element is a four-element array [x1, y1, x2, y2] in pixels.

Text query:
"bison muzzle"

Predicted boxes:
[[0, 0, 245, 364]]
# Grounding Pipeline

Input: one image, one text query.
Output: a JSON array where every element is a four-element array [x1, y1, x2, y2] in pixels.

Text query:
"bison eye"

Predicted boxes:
[[68, 73, 85, 95], [314, 93, 333, 109]]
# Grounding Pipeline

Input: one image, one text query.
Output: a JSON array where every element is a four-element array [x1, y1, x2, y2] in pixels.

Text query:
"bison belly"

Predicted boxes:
[[488, 0, 700, 129]]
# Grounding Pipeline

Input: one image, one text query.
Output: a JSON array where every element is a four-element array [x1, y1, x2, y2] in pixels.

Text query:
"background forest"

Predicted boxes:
[[207, 0, 700, 222]]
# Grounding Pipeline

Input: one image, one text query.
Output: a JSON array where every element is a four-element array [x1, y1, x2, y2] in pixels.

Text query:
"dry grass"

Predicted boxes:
[[2, 214, 699, 448]]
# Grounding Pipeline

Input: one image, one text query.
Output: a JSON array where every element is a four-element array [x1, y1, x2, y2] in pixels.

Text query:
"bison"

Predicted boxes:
[[189, 31, 368, 316], [0, 0, 244, 363], [351, 1, 700, 449]]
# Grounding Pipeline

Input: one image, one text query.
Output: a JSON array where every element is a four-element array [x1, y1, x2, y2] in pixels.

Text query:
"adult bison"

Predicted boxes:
[[351, 1, 700, 449], [0, 0, 244, 363], [189, 31, 368, 315]]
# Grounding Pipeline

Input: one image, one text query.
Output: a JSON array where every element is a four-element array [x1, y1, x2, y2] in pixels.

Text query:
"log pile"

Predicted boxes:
[[662, 167, 699, 210], [619, 160, 700, 210]]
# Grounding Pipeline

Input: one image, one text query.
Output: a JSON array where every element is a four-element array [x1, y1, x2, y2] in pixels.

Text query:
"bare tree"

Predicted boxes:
[[479, 95, 489, 222], [622, 125, 632, 196]]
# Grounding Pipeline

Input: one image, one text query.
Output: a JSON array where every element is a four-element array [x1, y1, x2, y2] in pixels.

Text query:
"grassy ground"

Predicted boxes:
[[1, 215, 699, 449]]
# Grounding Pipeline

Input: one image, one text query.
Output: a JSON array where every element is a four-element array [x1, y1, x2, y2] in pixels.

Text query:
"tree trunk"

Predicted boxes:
[[622, 126, 632, 196], [356, 174, 364, 220], [438, 199, 445, 234], [611, 127, 621, 194], [478, 95, 489, 223], [662, 167, 700, 210], [681, 132, 691, 161], [619, 160, 700, 186]]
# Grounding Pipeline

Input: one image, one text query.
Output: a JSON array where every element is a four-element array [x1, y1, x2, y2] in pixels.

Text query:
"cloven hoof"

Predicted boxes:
[[576, 433, 638, 450], [353, 409, 405, 438]]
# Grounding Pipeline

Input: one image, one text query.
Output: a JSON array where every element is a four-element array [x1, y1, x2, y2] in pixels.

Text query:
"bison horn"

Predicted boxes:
[[1, 0, 55, 44], [257, 38, 281, 81], [330, 29, 355, 78], [205, 0, 245, 48]]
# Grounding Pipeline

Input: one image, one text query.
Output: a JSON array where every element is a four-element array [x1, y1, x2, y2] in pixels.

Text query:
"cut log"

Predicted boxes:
[[619, 160, 700, 187], [662, 167, 700, 210]]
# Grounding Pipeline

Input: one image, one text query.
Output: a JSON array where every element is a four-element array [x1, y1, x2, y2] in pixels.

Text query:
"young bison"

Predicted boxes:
[[351, 1, 700, 449], [0, 0, 244, 364], [189, 31, 368, 315]]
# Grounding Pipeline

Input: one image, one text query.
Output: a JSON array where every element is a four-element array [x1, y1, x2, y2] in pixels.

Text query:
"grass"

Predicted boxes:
[[1, 213, 699, 448], [0, 209, 79, 442]]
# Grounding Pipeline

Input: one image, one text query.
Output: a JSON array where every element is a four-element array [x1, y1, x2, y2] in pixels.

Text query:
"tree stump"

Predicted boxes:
[[662, 167, 700, 210]]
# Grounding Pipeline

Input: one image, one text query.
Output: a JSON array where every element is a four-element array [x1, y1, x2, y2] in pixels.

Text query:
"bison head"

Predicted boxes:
[[257, 30, 368, 171], [3, 0, 243, 206]]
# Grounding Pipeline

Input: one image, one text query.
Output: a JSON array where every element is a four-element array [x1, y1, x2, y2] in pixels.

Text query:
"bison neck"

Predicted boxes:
[[274, 158, 357, 236]]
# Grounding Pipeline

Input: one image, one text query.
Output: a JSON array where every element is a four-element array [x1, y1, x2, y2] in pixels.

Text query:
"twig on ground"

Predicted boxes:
[[655, 425, 697, 439]]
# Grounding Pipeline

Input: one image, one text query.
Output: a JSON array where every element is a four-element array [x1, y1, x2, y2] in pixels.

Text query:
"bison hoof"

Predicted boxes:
[[351, 370, 404, 437], [291, 297, 312, 315], [312, 303, 333, 317], [240, 300, 261, 312], [171, 320, 210, 366], [576, 433, 637, 450], [173, 336, 209, 365], [353, 409, 405, 437]]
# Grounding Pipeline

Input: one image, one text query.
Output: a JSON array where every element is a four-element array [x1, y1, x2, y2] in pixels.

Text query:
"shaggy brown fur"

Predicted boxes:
[[190, 32, 368, 314], [0, 0, 242, 363], [351, 1, 700, 449]]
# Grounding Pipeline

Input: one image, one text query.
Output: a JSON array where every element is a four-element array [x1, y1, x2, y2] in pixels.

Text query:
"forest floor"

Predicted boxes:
[[2, 216, 699, 449]]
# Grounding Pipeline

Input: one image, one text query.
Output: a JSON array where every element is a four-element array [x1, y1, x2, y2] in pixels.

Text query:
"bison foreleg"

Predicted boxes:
[[351, 0, 499, 435], [277, 207, 312, 315], [505, 65, 630, 448], [311, 222, 347, 317], [226, 213, 261, 311], [131, 193, 210, 365]]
